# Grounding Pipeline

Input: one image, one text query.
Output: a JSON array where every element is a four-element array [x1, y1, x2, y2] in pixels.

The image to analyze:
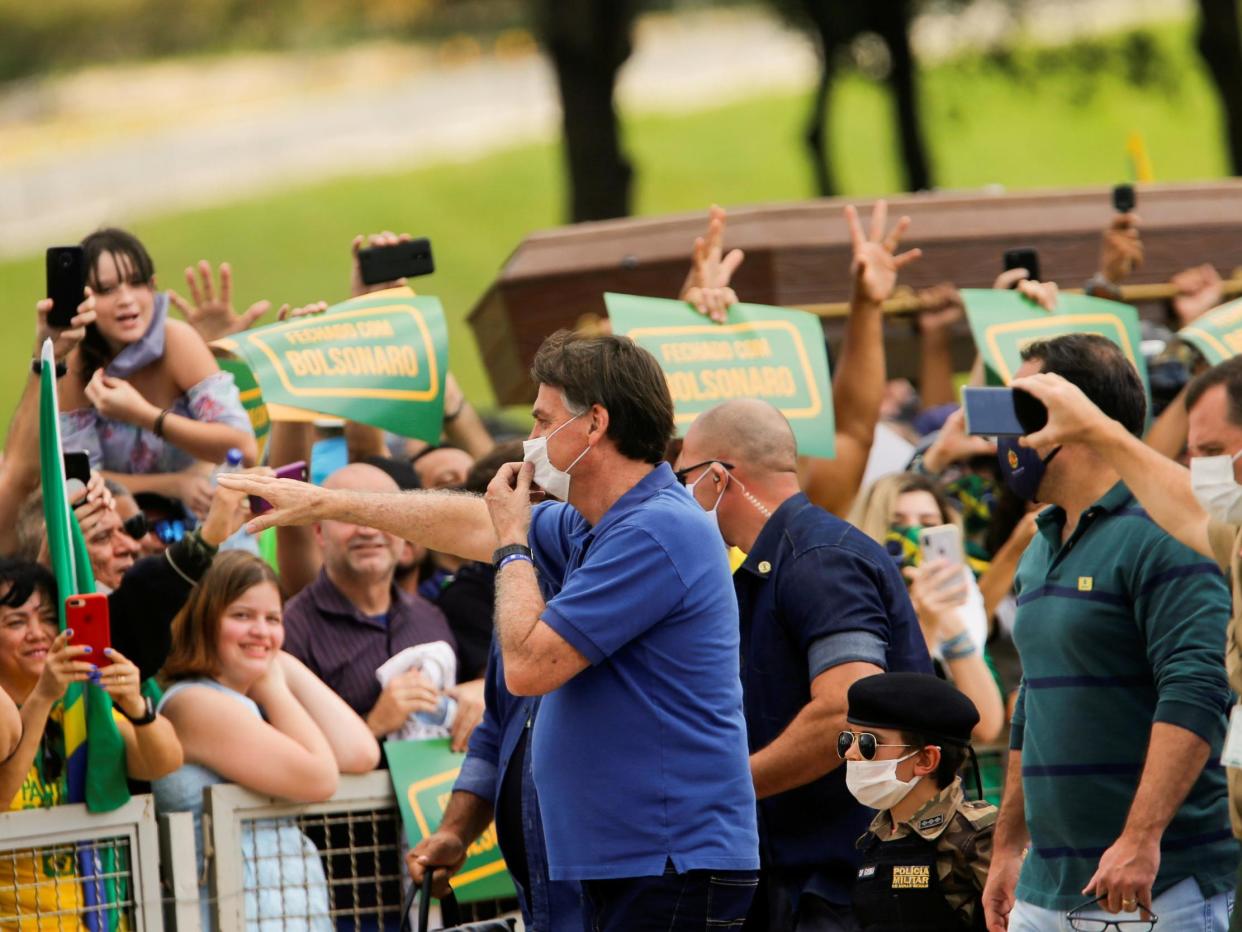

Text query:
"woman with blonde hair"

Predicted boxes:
[[849, 472, 1004, 743], [153, 551, 379, 930]]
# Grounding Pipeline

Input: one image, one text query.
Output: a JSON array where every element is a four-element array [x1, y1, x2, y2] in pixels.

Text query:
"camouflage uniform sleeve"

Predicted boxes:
[[938, 807, 996, 927]]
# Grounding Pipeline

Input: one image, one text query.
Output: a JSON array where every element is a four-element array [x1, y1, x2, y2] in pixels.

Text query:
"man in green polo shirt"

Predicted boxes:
[[979, 334, 1236, 931]]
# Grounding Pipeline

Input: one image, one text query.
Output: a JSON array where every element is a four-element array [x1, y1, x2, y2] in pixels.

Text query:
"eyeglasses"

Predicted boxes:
[[836, 731, 915, 761], [1066, 896, 1157, 932], [674, 460, 735, 485]]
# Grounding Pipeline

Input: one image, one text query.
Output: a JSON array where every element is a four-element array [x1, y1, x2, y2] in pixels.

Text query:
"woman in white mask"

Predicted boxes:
[[842, 672, 996, 932]]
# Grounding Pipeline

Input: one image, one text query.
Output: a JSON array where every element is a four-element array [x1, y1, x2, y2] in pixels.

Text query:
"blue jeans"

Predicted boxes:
[[1009, 876, 1233, 932], [582, 861, 758, 932]]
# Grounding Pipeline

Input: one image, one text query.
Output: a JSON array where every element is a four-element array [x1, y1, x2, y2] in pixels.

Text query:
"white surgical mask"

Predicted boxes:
[[522, 414, 590, 502], [845, 750, 922, 810], [686, 469, 727, 532], [1190, 451, 1242, 524]]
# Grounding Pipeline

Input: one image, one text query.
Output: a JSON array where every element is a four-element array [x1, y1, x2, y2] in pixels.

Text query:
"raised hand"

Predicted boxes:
[[845, 200, 922, 306], [32, 630, 95, 704], [1012, 371, 1112, 449], [680, 205, 745, 323], [1016, 278, 1059, 312], [1099, 212, 1143, 284], [169, 261, 271, 342], [351, 232, 412, 298], [96, 648, 146, 719], [36, 289, 96, 361], [1171, 263, 1224, 326], [916, 283, 965, 335], [922, 408, 997, 473]]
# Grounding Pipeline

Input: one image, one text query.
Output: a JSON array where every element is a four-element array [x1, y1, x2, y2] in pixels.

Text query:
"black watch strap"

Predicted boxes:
[[492, 543, 533, 569], [118, 694, 157, 726], [31, 357, 68, 379]]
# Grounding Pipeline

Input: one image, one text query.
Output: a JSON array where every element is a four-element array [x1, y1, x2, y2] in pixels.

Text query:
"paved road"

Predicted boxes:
[[0, 0, 1189, 257]]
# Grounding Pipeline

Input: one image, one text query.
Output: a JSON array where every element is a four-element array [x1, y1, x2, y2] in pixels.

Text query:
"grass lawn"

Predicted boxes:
[[0, 18, 1228, 434]]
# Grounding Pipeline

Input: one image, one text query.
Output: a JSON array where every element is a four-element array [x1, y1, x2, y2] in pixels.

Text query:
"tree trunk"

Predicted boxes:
[[876, 0, 933, 191], [1196, 0, 1242, 176], [535, 0, 638, 222], [804, 45, 838, 197]]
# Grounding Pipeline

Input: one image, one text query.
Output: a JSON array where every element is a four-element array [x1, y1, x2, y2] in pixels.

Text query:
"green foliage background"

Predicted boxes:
[[0, 20, 1228, 430]]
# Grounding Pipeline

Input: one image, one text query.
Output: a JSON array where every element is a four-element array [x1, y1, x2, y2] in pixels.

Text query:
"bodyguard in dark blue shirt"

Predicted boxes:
[[677, 399, 932, 932]]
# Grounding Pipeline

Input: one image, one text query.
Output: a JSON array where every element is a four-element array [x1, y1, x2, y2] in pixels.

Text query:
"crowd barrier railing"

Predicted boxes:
[[0, 794, 165, 931]]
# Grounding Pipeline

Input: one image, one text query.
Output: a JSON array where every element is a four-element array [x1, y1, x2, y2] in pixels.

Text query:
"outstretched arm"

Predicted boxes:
[[217, 473, 499, 563], [1014, 373, 1212, 559], [801, 201, 922, 515]]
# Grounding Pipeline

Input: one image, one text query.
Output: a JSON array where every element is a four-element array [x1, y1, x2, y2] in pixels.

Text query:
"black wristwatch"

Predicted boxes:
[[31, 357, 68, 379], [118, 695, 157, 726], [492, 543, 533, 569]]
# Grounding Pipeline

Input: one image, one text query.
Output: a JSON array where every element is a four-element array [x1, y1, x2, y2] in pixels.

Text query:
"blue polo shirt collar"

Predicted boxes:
[[585, 462, 678, 541], [739, 492, 808, 580]]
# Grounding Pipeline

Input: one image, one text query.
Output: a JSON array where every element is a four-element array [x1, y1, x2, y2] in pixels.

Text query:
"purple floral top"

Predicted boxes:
[[61, 370, 254, 475]]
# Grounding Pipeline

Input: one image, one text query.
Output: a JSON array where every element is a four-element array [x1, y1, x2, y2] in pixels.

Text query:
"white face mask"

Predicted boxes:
[[1190, 451, 1242, 524], [845, 750, 922, 810], [522, 413, 590, 502], [686, 469, 727, 533]]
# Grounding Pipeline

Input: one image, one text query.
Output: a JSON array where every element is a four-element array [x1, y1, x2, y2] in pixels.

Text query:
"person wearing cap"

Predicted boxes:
[[843, 672, 995, 931]]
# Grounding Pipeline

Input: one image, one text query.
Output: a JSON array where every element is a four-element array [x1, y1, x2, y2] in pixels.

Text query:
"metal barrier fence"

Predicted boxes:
[[0, 794, 164, 932]]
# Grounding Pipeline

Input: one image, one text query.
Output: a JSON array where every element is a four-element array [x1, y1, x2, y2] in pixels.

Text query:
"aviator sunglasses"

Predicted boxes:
[[836, 730, 915, 761]]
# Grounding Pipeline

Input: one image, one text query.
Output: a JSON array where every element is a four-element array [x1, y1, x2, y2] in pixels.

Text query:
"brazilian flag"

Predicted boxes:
[[38, 340, 130, 931]]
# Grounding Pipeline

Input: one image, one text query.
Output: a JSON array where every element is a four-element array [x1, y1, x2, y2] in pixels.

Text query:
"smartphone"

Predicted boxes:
[[920, 524, 963, 567], [46, 246, 88, 329], [962, 386, 1048, 437], [63, 450, 91, 504], [1112, 183, 1136, 214], [66, 594, 112, 667], [1002, 247, 1040, 285], [357, 238, 434, 286], [250, 460, 308, 515]]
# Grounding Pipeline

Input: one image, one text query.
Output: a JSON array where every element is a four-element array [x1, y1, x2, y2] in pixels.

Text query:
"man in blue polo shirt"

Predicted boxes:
[[221, 330, 760, 931], [676, 399, 931, 932]]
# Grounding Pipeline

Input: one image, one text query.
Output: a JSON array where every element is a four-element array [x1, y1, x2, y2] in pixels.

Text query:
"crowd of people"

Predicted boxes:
[[0, 196, 1239, 932]]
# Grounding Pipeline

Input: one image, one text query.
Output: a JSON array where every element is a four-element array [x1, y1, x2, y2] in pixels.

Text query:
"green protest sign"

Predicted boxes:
[[962, 289, 1149, 392], [213, 287, 448, 441], [215, 356, 271, 458], [384, 739, 515, 904], [1179, 299, 1242, 364], [606, 293, 835, 458]]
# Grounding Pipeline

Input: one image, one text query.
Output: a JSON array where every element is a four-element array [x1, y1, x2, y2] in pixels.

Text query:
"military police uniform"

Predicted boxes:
[[846, 673, 997, 932]]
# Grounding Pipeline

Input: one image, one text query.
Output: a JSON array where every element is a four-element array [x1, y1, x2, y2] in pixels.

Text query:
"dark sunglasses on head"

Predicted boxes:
[[121, 513, 147, 541], [836, 730, 915, 761], [673, 460, 735, 486], [1066, 896, 1156, 931]]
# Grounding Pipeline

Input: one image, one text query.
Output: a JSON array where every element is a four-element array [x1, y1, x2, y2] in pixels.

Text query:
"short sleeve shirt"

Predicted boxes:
[[528, 463, 759, 881]]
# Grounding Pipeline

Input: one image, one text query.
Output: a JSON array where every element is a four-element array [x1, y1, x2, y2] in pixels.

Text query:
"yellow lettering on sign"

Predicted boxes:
[[282, 345, 421, 380], [891, 865, 930, 889], [732, 338, 772, 360], [661, 342, 735, 364], [466, 823, 499, 857], [664, 366, 797, 403]]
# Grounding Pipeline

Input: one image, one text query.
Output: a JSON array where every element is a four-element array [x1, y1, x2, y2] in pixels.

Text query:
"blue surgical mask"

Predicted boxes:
[[997, 437, 1061, 502]]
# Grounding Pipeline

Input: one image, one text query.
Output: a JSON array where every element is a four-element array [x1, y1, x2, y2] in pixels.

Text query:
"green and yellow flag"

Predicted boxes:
[[39, 340, 130, 931]]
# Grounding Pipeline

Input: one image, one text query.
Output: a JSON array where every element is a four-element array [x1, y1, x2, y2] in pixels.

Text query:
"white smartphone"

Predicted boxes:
[[920, 525, 964, 589]]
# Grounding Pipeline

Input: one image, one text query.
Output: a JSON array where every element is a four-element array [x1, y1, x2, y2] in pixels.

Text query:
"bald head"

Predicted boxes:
[[323, 462, 401, 494], [686, 399, 798, 474]]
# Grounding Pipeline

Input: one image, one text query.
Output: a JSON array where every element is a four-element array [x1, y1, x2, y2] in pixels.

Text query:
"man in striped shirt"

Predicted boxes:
[[979, 335, 1236, 931]]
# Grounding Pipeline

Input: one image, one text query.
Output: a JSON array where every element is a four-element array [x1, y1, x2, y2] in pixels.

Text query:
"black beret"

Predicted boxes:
[[847, 672, 979, 747]]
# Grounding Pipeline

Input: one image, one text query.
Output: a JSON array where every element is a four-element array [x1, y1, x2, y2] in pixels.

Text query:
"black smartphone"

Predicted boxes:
[[1112, 183, 1136, 214], [63, 450, 91, 503], [1002, 247, 1040, 285], [962, 386, 1048, 437], [46, 246, 88, 329], [357, 238, 435, 286]]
